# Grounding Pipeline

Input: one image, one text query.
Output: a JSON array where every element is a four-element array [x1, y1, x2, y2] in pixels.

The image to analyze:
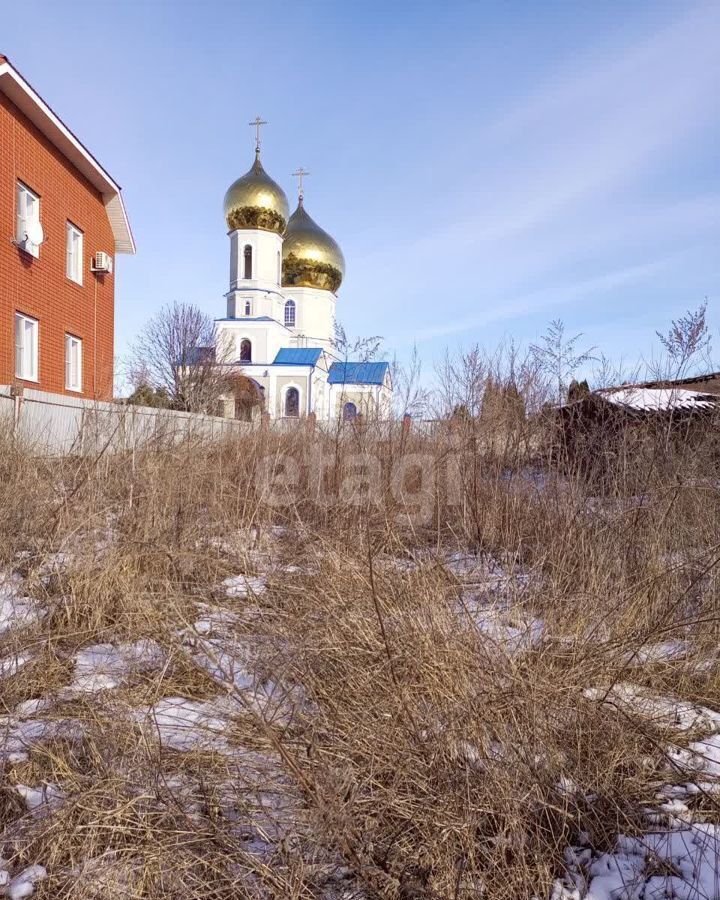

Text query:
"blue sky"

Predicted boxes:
[[4, 0, 719, 380]]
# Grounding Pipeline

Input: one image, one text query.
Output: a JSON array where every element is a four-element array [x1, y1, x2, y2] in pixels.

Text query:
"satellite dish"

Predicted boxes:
[[26, 220, 44, 246]]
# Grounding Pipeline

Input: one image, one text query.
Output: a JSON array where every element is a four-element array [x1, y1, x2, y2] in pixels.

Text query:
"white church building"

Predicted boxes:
[[215, 122, 391, 422]]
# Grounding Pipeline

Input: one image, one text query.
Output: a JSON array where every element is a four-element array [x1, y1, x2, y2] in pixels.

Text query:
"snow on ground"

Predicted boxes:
[[584, 683, 720, 734], [133, 696, 234, 752], [6, 540, 720, 899], [553, 826, 720, 900], [0, 863, 47, 899], [59, 638, 165, 696], [0, 573, 44, 636], [0, 715, 85, 764], [0, 653, 33, 680], [221, 574, 267, 598], [560, 681, 720, 898]]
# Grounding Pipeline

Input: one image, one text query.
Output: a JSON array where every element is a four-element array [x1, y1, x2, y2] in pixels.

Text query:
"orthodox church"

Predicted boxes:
[[216, 120, 391, 421]]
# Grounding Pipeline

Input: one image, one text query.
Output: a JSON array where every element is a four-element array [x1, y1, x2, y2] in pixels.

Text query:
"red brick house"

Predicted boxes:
[[0, 54, 134, 400]]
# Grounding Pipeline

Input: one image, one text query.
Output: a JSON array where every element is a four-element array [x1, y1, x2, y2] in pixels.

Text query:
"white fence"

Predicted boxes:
[[0, 386, 252, 455]]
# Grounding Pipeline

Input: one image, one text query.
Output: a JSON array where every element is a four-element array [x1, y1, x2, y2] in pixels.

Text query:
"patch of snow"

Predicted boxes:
[[555, 825, 720, 899], [583, 683, 720, 733], [630, 640, 689, 665], [0, 653, 33, 679], [189, 637, 255, 692], [221, 575, 267, 599], [0, 716, 84, 763], [133, 697, 232, 752], [13, 782, 64, 812], [460, 598, 544, 653], [600, 386, 719, 412], [671, 733, 720, 779], [5, 864, 47, 899], [0, 571, 50, 637], [13, 698, 53, 718], [59, 639, 165, 697]]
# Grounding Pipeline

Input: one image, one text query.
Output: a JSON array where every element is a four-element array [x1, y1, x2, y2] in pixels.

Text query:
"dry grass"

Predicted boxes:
[[1, 401, 720, 898]]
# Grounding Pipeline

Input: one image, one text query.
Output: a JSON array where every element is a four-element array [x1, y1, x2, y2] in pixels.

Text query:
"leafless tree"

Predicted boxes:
[[128, 302, 235, 413], [333, 322, 383, 362], [435, 338, 546, 419], [655, 299, 712, 379], [391, 344, 431, 419], [434, 345, 487, 418], [530, 319, 596, 404]]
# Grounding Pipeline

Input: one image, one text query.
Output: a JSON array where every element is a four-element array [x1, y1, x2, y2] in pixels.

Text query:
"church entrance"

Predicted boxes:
[[232, 375, 264, 422]]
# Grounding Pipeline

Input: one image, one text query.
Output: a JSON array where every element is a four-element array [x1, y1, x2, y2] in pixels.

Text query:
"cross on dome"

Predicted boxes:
[[249, 116, 267, 155], [291, 167, 310, 202]]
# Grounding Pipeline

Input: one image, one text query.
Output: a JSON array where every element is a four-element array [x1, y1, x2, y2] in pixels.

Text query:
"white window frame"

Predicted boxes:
[[66, 222, 84, 285], [65, 334, 83, 392], [16, 182, 41, 258], [15, 313, 39, 382], [284, 299, 296, 327]]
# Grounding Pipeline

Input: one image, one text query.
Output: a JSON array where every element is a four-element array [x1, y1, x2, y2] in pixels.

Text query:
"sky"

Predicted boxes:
[[4, 0, 719, 383]]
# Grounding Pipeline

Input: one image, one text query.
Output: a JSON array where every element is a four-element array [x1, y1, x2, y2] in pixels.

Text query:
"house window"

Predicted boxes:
[[285, 386, 300, 417], [16, 182, 41, 258], [65, 334, 82, 391], [66, 222, 83, 285], [284, 299, 296, 327], [243, 245, 252, 279], [240, 338, 252, 362], [343, 401, 358, 421], [15, 313, 38, 381], [244, 300, 252, 316]]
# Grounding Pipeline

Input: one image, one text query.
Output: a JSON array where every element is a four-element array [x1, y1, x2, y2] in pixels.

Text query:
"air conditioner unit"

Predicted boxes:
[[91, 251, 113, 273]]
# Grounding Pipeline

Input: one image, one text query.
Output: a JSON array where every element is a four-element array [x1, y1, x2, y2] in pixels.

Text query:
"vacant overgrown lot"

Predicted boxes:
[[2, 410, 720, 898]]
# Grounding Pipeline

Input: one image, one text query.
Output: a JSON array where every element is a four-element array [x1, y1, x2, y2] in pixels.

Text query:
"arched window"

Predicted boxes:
[[277, 250, 281, 283], [240, 338, 252, 362], [243, 244, 252, 279], [284, 299, 296, 327], [284, 386, 300, 417], [244, 300, 252, 316], [343, 401, 358, 421]]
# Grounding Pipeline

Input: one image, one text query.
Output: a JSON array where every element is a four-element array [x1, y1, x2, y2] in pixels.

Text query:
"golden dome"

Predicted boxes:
[[223, 152, 289, 234], [281, 199, 345, 293]]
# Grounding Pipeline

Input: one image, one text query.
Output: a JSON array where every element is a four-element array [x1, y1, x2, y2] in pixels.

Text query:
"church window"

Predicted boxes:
[[240, 338, 252, 362], [343, 401, 358, 421], [244, 300, 252, 316], [243, 245, 252, 279], [284, 386, 300, 417], [277, 251, 281, 283], [284, 299, 296, 327]]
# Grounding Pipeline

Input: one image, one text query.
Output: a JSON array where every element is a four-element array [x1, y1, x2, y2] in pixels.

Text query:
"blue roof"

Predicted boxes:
[[328, 361, 389, 385], [273, 347, 323, 366]]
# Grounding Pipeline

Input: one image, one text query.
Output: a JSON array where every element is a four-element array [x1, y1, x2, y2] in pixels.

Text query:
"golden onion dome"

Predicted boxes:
[[281, 199, 345, 293], [223, 151, 289, 234]]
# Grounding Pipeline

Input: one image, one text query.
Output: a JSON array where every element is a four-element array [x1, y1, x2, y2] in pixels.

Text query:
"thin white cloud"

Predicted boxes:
[[348, 4, 719, 342], [405, 257, 672, 343]]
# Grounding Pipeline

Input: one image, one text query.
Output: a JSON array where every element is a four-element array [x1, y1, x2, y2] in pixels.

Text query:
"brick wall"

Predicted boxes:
[[0, 92, 116, 399]]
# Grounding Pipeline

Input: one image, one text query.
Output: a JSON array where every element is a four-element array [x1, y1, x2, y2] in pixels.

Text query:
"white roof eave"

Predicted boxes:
[[0, 61, 135, 254]]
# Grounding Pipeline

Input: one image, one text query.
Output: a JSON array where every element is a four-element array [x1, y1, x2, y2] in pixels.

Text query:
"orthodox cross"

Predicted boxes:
[[249, 116, 267, 154], [291, 167, 310, 201]]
